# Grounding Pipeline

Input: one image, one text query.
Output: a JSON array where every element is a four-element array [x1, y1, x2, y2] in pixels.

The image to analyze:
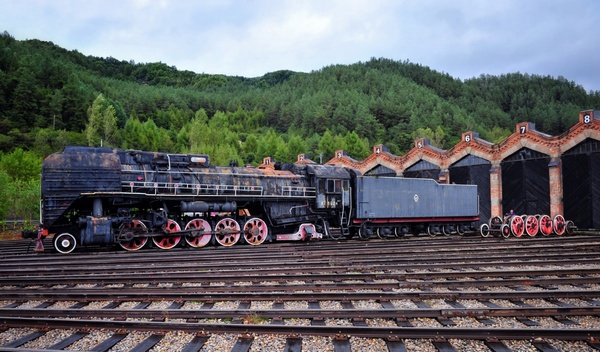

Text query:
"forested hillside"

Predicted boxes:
[[2, 30, 599, 163]]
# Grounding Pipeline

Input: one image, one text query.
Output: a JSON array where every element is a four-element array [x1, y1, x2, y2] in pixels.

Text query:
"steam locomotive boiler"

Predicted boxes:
[[39, 146, 351, 253]]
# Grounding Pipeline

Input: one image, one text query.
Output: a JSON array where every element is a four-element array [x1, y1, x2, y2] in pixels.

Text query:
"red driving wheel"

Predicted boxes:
[[510, 215, 524, 237]]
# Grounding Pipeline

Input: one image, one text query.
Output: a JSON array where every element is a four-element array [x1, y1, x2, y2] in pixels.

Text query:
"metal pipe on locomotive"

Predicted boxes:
[[27, 146, 481, 253]]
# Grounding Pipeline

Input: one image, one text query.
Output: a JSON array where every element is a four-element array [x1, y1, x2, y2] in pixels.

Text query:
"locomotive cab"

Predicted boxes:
[[317, 178, 350, 209], [305, 165, 351, 210]]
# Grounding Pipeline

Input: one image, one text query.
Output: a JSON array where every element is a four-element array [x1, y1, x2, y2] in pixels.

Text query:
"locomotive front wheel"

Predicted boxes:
[[479, 223, 490, 237], [119, 220, 148, 251], [185, 219, 212, 248], [539, 215, 553, 236], [54, 233, 77, 254], [510, 216, 524, 237], [243, 217, 268, 245], [215, 218, 241, 246], [525, 215, 539, 237], [553, 215, 566, 236], [153, 220, 182, 250]]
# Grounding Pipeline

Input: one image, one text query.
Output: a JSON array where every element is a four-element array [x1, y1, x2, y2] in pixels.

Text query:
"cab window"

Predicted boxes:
[[326, 179, 341, 193]]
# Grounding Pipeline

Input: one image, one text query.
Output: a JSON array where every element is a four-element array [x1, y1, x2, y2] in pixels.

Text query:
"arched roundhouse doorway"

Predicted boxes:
[[562, 138, 600, 230], [449, 155, 491, 225], [403, 160, 440, 180], [501, 148, 550, 216]]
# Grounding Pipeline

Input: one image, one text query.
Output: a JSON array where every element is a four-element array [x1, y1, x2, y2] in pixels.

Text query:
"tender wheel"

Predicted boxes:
[[54, 233, 77, 254], [215, 217, 241, 246], [185, 218, 212, 248], [427, 225, 436, 237], [243, 217, 268, 245], [553, 214, 566, 235], [479, 223, 490, 237], [442, 225, 454, 236], [500, 224, 511, 238], [525, 215, 539, 237], [456, 225, 465, 236], [119, 220, 148, 251], [510, 215, 524, 237], [153, 219, 182, 249], [395, 226, 409, 237], [358, 225, 369, 239], [539, 215, 553, 236], [377, 227, 393, 238]]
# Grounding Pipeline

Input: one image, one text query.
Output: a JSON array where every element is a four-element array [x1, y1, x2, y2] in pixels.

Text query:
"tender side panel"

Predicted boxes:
[[355, 177, 478, 219], [42, 149, 121, 227]]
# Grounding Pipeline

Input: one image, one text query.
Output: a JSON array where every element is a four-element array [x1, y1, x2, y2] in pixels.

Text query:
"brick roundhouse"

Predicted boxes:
[[326, 110, 600, 230]]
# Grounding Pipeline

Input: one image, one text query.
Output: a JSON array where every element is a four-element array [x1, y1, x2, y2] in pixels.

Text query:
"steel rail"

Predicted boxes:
[[1, 267, 598, 286], [1, 316, 598, 340], [1, 253, 599, 278], [2, 235, 599, 265], [3, 276, 599, 294], [3, 234, 599, 263], [1, 289, 599, 302], [2, 234, 599, 257], [2, 306, 600, 320]]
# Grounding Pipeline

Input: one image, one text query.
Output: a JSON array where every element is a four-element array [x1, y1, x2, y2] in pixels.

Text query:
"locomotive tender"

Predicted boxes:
[[33, 146, 479, 253]]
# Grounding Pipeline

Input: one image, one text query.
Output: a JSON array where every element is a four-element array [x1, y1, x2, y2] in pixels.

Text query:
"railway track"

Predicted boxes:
[[1, 234, 600, 351]]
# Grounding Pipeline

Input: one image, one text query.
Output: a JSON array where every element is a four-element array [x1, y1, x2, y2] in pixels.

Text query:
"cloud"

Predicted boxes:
[[1, 0, 599, 91]]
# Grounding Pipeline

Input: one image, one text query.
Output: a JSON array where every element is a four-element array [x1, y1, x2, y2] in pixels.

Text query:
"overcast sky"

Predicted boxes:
[[2, 0, 599, 92]]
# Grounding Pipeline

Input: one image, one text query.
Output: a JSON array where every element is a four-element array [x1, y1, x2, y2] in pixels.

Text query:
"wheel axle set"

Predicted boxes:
[[479, 214, 575, 238]]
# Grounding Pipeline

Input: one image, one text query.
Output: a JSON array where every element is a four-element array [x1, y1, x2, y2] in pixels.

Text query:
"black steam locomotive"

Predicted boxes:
[[31, 146, 479, 253]]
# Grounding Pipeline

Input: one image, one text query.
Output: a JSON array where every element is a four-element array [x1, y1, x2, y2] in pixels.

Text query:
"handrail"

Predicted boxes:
[[121, 181, 316, 198]]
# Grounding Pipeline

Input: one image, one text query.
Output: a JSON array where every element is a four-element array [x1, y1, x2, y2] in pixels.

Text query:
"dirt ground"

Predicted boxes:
[[0, 230, 24, 240]]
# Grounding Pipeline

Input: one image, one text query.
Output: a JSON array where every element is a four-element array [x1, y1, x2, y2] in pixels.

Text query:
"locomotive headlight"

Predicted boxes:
[[413, 194, 419, 202]]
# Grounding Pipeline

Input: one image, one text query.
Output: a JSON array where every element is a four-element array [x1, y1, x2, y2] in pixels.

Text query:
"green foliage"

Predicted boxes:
[[85, 94, 119, 147], [0, 170, 11, 220], [344, 131, 370, 160], [0, 148, 41, 181], [412, 126, 447, 149], [0, 149, 42, 221], [6, 178, 40, 221], [317, 130, 337, 162]]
